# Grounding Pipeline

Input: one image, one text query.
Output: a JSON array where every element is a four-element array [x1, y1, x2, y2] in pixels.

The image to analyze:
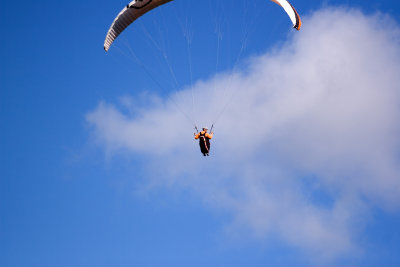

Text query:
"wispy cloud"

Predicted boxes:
[[86, 7, 400, 262]]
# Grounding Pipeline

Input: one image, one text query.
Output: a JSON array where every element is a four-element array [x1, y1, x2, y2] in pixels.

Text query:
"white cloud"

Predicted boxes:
[[86, 7, 400, 262]]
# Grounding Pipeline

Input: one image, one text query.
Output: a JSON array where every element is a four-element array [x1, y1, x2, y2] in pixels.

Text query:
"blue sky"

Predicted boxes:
[[1, 0, 400, 266]]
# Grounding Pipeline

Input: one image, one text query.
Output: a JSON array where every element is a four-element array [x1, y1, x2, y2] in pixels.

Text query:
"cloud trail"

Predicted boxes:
[[87, 7, 400, 262]]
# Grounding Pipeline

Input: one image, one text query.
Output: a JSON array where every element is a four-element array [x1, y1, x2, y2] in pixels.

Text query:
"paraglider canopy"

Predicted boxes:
[[104, 0, 301, 52]]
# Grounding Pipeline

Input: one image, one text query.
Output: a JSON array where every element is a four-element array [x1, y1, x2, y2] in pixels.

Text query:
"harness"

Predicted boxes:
[[199, 132, 209, 152]]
